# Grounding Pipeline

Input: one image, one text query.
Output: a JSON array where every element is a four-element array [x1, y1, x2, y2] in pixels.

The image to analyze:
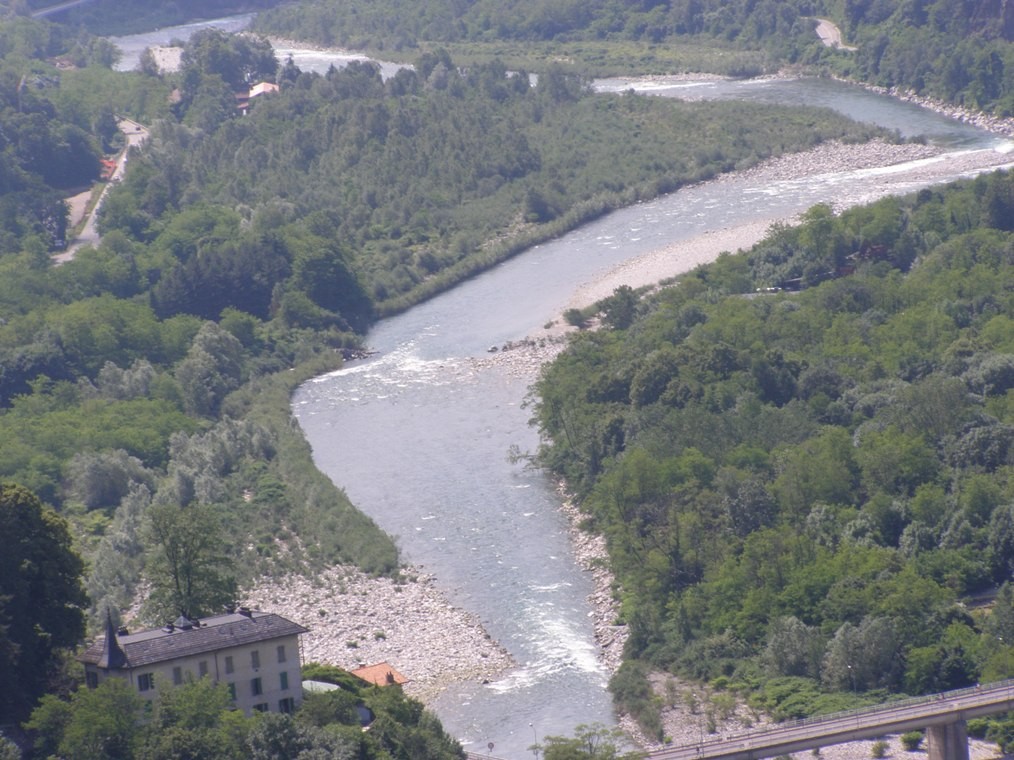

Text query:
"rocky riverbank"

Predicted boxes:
[[846, 78, 1014, 139], [243, 567, 513, 703]]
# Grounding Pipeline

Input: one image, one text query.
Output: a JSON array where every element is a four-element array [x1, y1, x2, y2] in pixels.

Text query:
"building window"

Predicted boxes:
[[85, 671, 99, 689], [279, 697, 295, 714], [253, 703, 268, 713], [224, 655, 234, 674], [227, 683, 236, 701], [280, 671, 289, 691], [172, 666, 183, 685], [198, 660, 208, 678], [251, 677, 263, 696], [251, 650, 260, 669], [277, 644, 286, 663], [138, 673, 154, 692]]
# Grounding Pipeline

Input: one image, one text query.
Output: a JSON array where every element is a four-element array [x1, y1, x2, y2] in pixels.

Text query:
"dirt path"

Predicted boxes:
[[54, 118, 149, 264]]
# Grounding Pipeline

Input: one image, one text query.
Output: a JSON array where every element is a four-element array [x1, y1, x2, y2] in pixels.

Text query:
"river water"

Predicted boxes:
[[110, 20, 1013, 758]]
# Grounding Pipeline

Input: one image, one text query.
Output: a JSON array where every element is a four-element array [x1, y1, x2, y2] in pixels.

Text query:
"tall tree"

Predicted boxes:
[[142, 500, 237, 623], [0, 482, 87, 723], [541, 723, 645, 759]]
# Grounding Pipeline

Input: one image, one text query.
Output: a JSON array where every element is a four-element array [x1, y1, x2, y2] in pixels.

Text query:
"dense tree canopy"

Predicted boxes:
[[142, 500, 238, 621], [254, 0, 1014, 113], [0, 482, 86, 723], [533, 169, 1014, 737], [99, 47, 884, 318]]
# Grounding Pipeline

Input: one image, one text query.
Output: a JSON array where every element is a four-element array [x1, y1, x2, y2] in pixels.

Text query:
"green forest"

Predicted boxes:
[[0, 6, 888, 752], [99, 42, 884, 319], [532, 173, 1014, 743], [251, 0, 1014, 113], [2, 0, 1014, 755]]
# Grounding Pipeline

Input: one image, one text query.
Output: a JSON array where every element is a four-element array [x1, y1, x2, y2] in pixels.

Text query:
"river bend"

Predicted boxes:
[[107, 19, 1014, 757]]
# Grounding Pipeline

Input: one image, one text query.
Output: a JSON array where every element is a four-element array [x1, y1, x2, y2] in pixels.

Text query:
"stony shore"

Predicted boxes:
[[850, 79, 1014, 139], [243, 567, 513, 703]]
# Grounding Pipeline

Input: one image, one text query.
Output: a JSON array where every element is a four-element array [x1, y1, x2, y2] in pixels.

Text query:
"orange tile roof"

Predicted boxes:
[[350, 662, 409, 686]]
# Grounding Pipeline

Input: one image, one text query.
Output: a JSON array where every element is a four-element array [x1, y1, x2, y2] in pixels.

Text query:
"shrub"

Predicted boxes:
[[967, 718, 990, 739], [901, 732, 923, 751], [563, 308, 587, 328], [872, 740, 889, 758]]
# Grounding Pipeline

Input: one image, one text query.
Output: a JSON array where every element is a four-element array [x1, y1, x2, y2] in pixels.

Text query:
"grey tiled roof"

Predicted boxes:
[[80, 611, 308, 669]]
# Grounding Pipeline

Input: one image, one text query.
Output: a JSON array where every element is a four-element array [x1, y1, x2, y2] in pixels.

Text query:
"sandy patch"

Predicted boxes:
[[65, 189, 93, 228], [146, 46, 183, 73], [566, 218, 777, 311]]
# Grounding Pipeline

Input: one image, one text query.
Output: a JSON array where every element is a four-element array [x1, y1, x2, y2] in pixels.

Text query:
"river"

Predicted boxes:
[[108, 20, 1014, 759]]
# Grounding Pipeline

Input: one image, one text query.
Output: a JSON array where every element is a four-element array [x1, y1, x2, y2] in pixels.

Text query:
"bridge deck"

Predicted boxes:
[[650, 681, 1014, 760]]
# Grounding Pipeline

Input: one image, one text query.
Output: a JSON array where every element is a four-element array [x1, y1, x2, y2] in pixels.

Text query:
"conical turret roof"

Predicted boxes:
[[95, 609, 128, 669]]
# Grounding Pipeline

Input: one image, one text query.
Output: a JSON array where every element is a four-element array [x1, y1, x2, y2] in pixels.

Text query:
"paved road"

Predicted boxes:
[[650, 681, 1014, 760], [54, 118, 148, 264]]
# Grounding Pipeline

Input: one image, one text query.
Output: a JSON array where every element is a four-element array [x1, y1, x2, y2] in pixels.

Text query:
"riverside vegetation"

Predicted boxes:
[[532, 176, 1014, 746], [248, 0, 1014, 115], [0, 5, 885, 752], [1, 0, 1013, 756], [59, 0, 1014, 112], [0, 15, 885, 596]]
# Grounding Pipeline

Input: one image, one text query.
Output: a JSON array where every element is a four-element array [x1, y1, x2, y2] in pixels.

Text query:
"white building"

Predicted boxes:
[[79, 608, 308, 716]]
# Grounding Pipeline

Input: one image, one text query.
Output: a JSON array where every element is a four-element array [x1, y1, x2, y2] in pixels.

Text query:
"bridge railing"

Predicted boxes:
[[778, 678, 1014, 731], [683, 679, 1014, 751]]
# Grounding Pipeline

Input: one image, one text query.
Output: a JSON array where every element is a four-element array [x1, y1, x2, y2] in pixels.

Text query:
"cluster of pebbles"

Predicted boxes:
[[243, 567, 513, 703], [720, 139, 945, 183]]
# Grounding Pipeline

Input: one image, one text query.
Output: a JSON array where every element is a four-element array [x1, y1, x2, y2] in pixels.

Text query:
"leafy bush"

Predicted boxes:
[[900, 732, 923, 751]]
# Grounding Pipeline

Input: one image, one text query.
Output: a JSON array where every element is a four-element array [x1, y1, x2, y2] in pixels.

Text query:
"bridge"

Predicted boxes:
[[650, 681, 1014, 760]]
